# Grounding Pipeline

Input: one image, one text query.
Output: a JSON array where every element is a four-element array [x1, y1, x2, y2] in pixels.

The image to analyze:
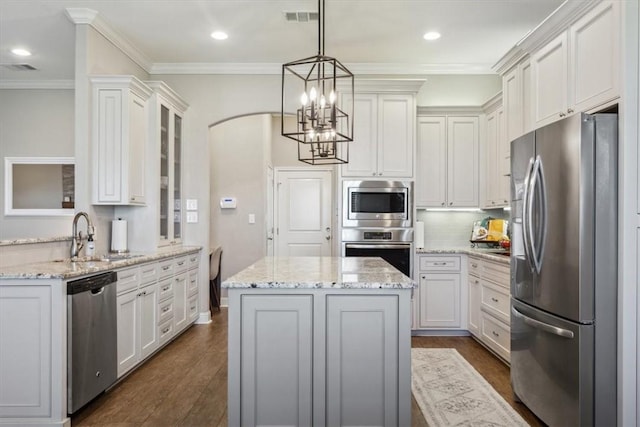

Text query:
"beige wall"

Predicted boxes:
[[0, 89, 75, 240], [271, 115, 303, 167], [210, 114, 270, 280]]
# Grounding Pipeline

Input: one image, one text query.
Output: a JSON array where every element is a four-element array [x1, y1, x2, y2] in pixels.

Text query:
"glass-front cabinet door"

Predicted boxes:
[[172, 114, 182, 241], [160, 105, 170, 242]]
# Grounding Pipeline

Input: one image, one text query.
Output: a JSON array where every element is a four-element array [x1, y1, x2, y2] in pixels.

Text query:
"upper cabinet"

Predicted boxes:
[[91, 76, 152, 205], [147, 82, 189, 247], [502, 58, 532, 143], [483, 102, 509, 209], [531, 1, 620, 128], [416, 115, 479, 208], [340, 93, 414, 178]]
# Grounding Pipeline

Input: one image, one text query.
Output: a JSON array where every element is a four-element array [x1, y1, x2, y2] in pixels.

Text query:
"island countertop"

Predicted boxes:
[[222, 256, 415, 289]]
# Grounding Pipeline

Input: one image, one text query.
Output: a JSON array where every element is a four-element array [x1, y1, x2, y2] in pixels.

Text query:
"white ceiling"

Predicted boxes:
[[0, 0, 566, 82]]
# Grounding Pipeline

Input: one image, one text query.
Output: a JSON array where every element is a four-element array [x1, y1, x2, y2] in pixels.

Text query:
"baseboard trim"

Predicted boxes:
[[196, 311, 212, 324], [411, 329, 471, 337]]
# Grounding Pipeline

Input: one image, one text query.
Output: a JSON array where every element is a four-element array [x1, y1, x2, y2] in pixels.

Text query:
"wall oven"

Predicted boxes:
[[343, 229, 413, 277], [343, 180, 412, 228]]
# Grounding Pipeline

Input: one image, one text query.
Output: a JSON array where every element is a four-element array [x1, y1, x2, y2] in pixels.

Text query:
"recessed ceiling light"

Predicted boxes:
[[210, 31, 228, 40], [423, 32, 441, 41], [11, 48, 31, 56]]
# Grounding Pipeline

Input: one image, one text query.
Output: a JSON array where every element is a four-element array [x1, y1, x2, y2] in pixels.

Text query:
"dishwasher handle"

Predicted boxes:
[[67, 271, 117, 295]]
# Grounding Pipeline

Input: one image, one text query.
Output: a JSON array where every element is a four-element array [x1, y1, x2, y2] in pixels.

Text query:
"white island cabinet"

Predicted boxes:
[[224, 257, 415, 427]]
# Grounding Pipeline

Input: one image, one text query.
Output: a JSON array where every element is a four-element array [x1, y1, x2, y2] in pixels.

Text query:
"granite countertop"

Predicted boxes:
[[416, 247, 511, 264], [223, 256, 416, 289], [0, 246, 202, 280]]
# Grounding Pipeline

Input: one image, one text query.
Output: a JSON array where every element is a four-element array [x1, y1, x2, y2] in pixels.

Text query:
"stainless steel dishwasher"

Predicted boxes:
[[67, 271, 118, 414]]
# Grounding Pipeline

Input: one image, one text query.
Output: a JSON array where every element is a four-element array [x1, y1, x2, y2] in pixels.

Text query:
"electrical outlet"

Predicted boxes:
[[186, 199, 198, 211], [186, 212, 198, 223]]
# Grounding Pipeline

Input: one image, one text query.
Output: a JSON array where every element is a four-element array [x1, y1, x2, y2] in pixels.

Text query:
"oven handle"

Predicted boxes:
[[345, 243, 411, 250]]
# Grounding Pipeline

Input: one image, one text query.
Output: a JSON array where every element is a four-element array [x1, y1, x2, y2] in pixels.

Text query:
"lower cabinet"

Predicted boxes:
[[116, 252, 200, 378], [414, 255, 463, 330], [467, 255, 511, 362], [228, 289, 412, 427]]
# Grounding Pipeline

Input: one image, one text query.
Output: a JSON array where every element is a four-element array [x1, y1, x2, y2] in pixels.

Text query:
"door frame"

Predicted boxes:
[[273, 167, 334, 256]]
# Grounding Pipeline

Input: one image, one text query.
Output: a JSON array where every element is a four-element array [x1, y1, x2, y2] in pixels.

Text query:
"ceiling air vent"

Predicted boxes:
[[284, 11, 319, 22], [1, 63, 37, 71]]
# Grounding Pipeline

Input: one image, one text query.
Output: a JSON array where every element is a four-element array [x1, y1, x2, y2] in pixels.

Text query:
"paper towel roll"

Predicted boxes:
[[415, 221, 425, 249], [111, 219, 128, 253]]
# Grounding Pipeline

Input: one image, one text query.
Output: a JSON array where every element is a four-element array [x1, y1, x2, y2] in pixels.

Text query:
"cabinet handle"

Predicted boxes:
[[559, 112, 566, 117], [491, 297, 499, 303], [433, 262, 447, 266], [441, 202, 445, 206], [471, 263, 478, 268], [421, 275, 426, 279], [567, 108, 574, 114], [474, 279, 480, 284], [163, 266, 170, 271], [162, 286, 170, 292], [177, 261, 185, 266], [449, 202, 453, 206], [162, 307, 170, 313], [162, 327, 170, 334], [492, 331, 500, 337], [491, 201, 495, 205], [372, 172, 376, 176], [176, 278, 180, 282]]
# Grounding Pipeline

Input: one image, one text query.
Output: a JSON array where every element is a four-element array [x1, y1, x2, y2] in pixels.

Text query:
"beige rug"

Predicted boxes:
[[412, 348, 529, 427]]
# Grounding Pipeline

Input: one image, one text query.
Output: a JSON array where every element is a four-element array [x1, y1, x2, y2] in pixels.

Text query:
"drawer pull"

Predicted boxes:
[[491, 297, 499, 303], [162, 307, 170, 313], [177, 261, 185, 266], [433, 262, 447, 266], [162, 327, 170, 334], [471, 263, 478, 268], [474, 280, 480, 284], [492, 331, 500, 337], [162, 266, 170, 271], [162, 286, 170, 292], [190, 257, 197, 262]]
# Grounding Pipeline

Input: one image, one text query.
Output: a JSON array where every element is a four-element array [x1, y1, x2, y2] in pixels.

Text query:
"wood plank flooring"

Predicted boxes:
[[73, 309, 542, 426]]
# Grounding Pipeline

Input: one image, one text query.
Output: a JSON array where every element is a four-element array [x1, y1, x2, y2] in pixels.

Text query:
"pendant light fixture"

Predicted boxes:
[[281, 0, 354, 165]]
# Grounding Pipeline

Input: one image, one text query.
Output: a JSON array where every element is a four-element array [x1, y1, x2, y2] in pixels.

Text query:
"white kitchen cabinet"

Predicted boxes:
[[484, 107, 509, 209], [116, 289, 138, 377], [228, 289, 411, 426], [416, 116, 479, 208], [502, 58, 532, 142], [147, 81, 188, 247], [532, 1, 620, 128], [173, 272, 188, 332], [414, 255, 464, 330], [341, 93, 414, 178], [138, 282, 159, 360], [467, 255, 511, 362], [91, 76, 152, 205]]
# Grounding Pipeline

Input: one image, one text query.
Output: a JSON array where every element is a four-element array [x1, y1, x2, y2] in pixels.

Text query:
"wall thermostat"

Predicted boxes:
[[220, 197, 237, 209]]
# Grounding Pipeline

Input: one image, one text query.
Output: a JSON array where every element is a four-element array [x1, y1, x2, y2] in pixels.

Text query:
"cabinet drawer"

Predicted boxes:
[[419, 256, 460, 272], [187, 253, 199, 269], [158, 277, 173, 302], [188, 294, 199, 321], [480, 281, 510, 323], [158, 319, 174, 346], [117, 266, 139, 294], [468, 256, 481, 277], [158, 298, 174, 325], [188, 270, 198, 296], [139, 263, 159, 286], [483, 260, 510, 288], [158, 258, 174, 279], [481, 312, 510, 362], [174, 256, 189, 273]]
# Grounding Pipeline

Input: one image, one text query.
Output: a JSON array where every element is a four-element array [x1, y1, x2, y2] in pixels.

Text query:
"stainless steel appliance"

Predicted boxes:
[[510, 113, 617, 426], [67, 271, 118, 414], [343, 229, 413, 276], [343, 180, 412, 228]]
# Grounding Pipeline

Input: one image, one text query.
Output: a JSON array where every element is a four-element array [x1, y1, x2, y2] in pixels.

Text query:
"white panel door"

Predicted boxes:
[[275, 169, 332, 257], [266, 166, 274, 256], [128, 94, 146, 204], [418, 273, 461, 328], [139, 283, 159, 359], [415, 116, 447, 207], [340, 93, 378, 177], [378, 94, 413, 178], [503, 66, 522, 143], [173, 272, 188, 332], [447, 116, 479, 207], [532, 31, 568, 127], [484, 111, 499, 207], [117, 290, 138, 377]]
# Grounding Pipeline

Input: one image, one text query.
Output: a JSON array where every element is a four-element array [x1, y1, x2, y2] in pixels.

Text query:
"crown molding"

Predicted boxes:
[[344, 78, 426, 93], [145, 80, 189, 111], [65, 8, 152, 74], [0, 80, 75, 90], [492, 0, 601, 74], [90, 75, 153, 100], [150, 62, 494, 76], [417, 105, 485, 115], [481, 91, 503, 113]]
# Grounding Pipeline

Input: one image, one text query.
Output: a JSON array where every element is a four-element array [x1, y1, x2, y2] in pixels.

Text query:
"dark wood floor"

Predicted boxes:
[[73, 309, 542, 426]]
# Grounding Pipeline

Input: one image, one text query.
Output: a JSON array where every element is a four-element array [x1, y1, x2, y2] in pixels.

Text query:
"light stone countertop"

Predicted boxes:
[[223, 256, 416, 289], [0, 246, 202, 280], [416, 247, 511, 264], [0, 235, 72, 247]]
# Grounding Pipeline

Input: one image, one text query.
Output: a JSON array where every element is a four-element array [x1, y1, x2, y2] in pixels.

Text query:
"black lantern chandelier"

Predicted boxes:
[[281, 0, 354, 165]]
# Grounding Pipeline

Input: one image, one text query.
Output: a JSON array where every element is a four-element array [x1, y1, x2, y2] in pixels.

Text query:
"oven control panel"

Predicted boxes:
[[363, 231, 392, 240]]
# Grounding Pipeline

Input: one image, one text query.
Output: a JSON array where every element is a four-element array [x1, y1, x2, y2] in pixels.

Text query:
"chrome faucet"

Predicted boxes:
[[70, 212, 95, 259]]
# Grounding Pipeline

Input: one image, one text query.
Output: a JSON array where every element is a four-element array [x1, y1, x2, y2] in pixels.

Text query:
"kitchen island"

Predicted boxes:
[[224, 256, 415, 427]]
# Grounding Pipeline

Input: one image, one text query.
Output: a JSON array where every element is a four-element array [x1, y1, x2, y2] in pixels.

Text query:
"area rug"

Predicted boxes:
[[412, 348, 529, 427]]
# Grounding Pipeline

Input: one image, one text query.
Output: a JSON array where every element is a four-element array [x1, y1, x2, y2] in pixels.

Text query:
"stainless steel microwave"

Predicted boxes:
[[343, 180, 412, 228]]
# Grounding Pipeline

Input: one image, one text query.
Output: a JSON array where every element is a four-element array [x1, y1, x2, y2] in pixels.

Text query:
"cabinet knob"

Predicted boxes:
[[441, 202, 445, 206], [372, 172, 376, 176], [567, 108, 574, 114], [491, 297, 499, 303], [559, 112, 566, 117], [492, 331, 500, 337], [491, 201, 495, 205], [449, 202, 453, 206]]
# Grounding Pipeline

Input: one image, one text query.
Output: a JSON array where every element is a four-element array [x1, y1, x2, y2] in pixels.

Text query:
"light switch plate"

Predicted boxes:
[[186, 199, 198, 211], [248, 213, 255, 224], [186, 211, 198, 223]]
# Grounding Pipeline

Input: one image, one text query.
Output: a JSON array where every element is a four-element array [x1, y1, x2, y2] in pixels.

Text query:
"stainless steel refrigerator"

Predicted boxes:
[[510, 113, 617, 426]]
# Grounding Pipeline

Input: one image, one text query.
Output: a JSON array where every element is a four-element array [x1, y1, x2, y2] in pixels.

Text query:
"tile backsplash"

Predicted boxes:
[[416, 209, 510, 249]]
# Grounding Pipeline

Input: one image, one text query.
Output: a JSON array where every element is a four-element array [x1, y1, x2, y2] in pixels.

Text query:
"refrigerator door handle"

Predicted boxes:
[[528, 155, 547, 274], [522, 157, 536, 271], [512, 306, 575, 338]]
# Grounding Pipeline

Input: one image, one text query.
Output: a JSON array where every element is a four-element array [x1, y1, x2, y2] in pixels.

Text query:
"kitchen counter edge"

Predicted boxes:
[[0, 246, 202, 280], [416, 248, 510, 264]]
